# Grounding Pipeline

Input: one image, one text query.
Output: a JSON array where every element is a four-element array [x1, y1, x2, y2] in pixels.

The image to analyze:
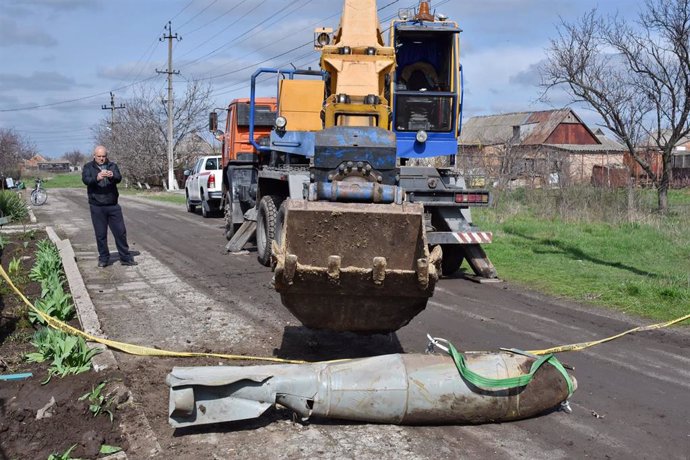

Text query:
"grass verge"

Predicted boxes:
[[473, 187, 690, 322], [32, 172, 186, 205], [120, 189, 186, 205], [41, 173, 84, 189]]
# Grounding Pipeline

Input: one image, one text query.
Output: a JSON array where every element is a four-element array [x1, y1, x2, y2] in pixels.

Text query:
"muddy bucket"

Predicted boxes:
[[272, 199, 441, 334]]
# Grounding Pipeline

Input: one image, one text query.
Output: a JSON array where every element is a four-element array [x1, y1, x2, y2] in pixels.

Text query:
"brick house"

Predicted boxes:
[[457, 109, 627, 187]]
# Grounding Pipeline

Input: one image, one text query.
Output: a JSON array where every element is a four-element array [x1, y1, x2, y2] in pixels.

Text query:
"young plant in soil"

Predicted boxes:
[[79, 380, 115, 422], [29, 239, 62, 282], [47, 444, 78, 460], [29, 272, 75, 325], [25, 328, 101, 383]]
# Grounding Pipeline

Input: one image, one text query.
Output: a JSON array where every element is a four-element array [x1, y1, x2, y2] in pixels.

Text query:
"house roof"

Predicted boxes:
[[459, 109, 627, 152], [640, 130, 690, 148], [546, 133, 628, 153], [24, 155, 48, 166]]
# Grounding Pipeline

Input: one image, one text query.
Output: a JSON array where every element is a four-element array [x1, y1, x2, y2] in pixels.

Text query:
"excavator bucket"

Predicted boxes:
[[272, 199, 441, 334]]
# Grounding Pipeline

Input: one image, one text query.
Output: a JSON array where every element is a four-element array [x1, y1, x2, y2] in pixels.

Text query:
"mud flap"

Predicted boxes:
[[272, 199, 441, 334]]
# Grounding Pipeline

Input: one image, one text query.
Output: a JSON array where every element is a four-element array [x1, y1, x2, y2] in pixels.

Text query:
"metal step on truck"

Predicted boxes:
[[209, 0, 498, 334]]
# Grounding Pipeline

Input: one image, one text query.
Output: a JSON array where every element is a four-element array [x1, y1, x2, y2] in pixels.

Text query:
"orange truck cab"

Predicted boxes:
[[209, 97, 277, 239]]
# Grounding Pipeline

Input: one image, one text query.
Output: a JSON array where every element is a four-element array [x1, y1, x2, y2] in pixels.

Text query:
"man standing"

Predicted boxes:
[[82, 145, 137, 267]]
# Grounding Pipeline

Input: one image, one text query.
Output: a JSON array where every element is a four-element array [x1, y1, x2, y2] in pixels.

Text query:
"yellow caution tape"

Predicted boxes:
[[2, 264, 689, 361], [527, 313, 690, 355], [0, 265, 307, 364]]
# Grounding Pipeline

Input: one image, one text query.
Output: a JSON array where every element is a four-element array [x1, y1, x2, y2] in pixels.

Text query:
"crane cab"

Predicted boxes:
[[390, 4, 461, 159]]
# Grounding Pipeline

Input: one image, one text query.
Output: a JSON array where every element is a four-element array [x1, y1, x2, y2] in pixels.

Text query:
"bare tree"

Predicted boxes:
[[0, 128, 38, 178], [62, 149, 87, 167], [542, 0, 690, 212], [94, 80, 214, 184]]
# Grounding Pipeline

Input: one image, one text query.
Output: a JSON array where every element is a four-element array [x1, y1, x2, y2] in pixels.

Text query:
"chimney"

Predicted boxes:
[[512, 125, 521, 143]]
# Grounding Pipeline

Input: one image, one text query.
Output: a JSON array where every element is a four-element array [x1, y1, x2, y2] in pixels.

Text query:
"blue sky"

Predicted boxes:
[[0, 0, 635, 158]]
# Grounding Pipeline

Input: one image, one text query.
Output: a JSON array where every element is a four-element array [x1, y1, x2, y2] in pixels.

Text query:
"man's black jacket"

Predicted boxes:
[[82, 160, 123, 206]]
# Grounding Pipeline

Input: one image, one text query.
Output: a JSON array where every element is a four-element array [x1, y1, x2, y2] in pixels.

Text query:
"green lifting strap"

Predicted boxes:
[[448, 342, 574, 397]]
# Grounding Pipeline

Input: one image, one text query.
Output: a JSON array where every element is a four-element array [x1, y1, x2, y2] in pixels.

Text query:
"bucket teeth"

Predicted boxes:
[[373, 257, 386, 285], [327, 255, 342, 281], [417, 258, 429, 289], [272, 200, 437, 333], [283, 254, 298, 285]]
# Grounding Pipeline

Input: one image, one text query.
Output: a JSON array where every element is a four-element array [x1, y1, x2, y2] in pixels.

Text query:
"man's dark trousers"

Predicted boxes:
[[89, 204, 131, 263]]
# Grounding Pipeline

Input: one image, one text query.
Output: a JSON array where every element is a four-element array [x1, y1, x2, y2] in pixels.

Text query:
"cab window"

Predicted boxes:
[[205, 158, 219, 170]]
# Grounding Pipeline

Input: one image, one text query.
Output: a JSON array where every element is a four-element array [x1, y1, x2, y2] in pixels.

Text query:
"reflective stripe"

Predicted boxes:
[[452, 232, 493, 244]]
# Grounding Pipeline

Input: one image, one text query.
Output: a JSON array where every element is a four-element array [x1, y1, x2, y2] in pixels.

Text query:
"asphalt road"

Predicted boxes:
[[34, 189, 690, 459]]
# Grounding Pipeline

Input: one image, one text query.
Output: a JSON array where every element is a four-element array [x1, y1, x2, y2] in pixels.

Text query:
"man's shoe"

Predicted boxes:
[[121, 259, 138, 266], [98, 261, 107, 268]]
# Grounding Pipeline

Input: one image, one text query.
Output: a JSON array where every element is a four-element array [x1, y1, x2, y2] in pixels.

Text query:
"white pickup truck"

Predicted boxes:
[[184, 155, 223, 218]]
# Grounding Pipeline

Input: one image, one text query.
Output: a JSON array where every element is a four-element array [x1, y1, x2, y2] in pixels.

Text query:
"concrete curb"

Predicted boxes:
[[0, 223, 44, 234], [46, 226, 161, 457], [27, 204, 37, 223]]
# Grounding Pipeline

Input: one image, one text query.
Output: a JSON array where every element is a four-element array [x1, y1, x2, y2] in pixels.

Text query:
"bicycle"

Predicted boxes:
[[30, 178, 47, 206]]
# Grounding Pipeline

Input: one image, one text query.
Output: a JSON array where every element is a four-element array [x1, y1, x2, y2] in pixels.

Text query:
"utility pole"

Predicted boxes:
[[157, 21, 181, 191], [101, 91, 125, 128]]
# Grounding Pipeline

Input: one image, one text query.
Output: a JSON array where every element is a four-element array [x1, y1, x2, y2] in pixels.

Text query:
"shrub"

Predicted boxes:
[[0, 190, 28, 221]]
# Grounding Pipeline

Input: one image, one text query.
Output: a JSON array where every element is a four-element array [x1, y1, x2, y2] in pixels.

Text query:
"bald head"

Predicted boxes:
[[93, 145, 107, 165]]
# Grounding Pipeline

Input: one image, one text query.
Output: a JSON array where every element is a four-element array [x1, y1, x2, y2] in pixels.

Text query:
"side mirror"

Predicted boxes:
[[209, 112, 218, 132], [183, 170, 191, 177]]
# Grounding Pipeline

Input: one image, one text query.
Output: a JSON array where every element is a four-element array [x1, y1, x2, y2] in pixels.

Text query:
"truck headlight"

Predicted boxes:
[[275, 116, 287, 131], [416, 130, 428, 143]]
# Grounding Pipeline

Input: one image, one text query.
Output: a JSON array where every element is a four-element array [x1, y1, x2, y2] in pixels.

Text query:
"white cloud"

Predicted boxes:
[[0, 71, 78, 91], [17, 0, 99, 11], [463, 45, 546, 95], [0, 17, 57, 47]]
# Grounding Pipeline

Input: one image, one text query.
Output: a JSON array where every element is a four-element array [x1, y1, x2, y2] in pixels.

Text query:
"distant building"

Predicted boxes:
[[458, 109, 627, 187], [23, 155, 48, 170], [630, 132, 690, 186], [38, 161, 71, 172]]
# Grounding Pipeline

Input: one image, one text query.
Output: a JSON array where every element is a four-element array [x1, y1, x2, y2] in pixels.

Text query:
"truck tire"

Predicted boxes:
[[272, 201, 289, 269], [201, 188, 212, 218], [440, 244, 464, 276], [224, 193, 235, 240], [186, 192, 196, 213], [201, 197, 210, 218], [256, 195, 281, 267], [274, 200, 287, 249]]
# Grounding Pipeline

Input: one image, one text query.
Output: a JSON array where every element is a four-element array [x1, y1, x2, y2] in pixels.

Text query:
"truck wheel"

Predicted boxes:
[[186, 192, 196, 213], [274, 200, 288, 249], [441, 244, 464, 276], [271, 201, 289, 269], [201, 197, 210, 218], [256, 195, 280, 267], [224, 192, 235, 240]]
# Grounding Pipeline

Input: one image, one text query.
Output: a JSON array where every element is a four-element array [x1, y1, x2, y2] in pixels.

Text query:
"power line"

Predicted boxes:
[[10, 127, 93, 134], [176, 0, 257, 60], [177, 0, 289, 69], [169, 0, 195, 22], [204, 0, 405, 87], [208, 0, 448, 99], [177, 0, 219, 31], [183, 0, 247, 36], [0, 0, 207, 113], [0, 75, 160, 113]]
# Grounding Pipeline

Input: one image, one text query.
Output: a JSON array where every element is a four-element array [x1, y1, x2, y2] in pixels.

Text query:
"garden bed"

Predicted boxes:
[[0, 230, 130, 459]]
